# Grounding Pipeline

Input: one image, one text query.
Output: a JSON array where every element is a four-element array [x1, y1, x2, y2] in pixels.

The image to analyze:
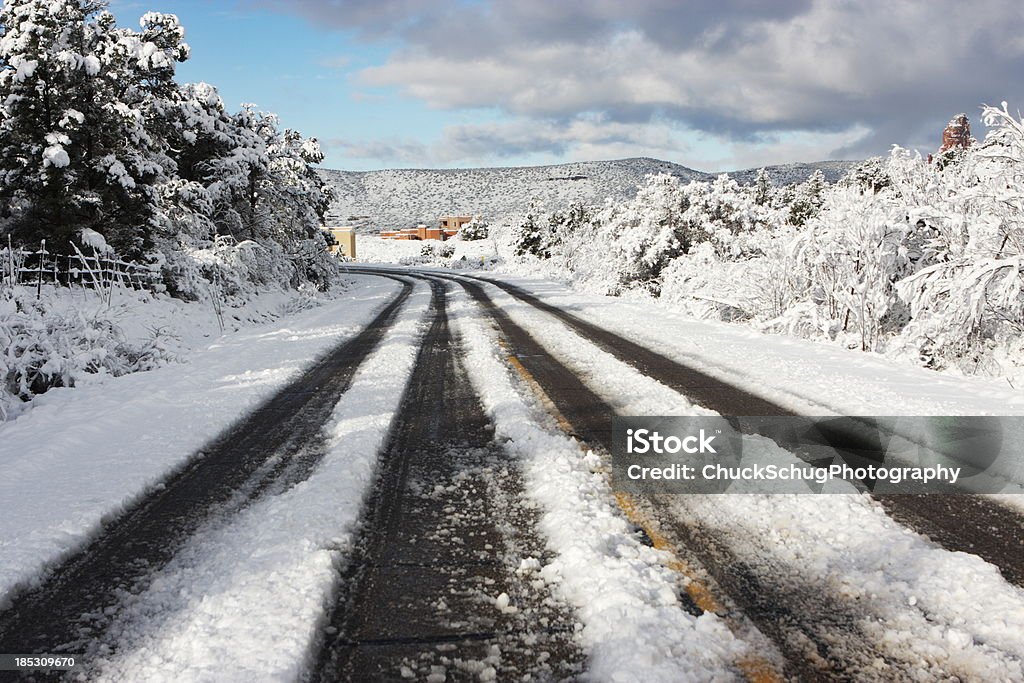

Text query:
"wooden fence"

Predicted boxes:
[[1, 239, 161, 298]]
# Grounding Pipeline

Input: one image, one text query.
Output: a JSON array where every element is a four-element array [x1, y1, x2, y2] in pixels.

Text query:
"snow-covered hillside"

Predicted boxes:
[[726, 160, 864, 186], [319, 157, 858, 230]]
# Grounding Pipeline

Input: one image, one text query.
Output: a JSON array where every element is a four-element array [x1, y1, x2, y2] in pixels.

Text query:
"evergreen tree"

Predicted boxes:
[[0, 1, 334, 292], [458, 216, 489, 240], [753, 167, 774, 205], [0, 0, 104, 247], [843, 157, 892, 194], [0, 1, 189, 256], [513, 210, 549, 259], [787, 169, 828, 226]]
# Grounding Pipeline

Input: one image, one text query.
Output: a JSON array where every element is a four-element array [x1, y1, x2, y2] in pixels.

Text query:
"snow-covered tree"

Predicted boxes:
[[786, 169, 828, 226], [0, 1, 190, 256], [513, 208, 551, 259], [0, 0, 110, 247], [498, 103, 1024, 376], [841, 157, 891, 195], [0, 1, 336, 295], [753, 167, 774, 205], [892, 103, 1024, 369], [790, 187, 912, 350], [596, 173, 688, 293]]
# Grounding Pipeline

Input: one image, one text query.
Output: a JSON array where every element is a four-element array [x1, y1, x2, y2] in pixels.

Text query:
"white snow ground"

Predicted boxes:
[[354, 235, 498, 268], [0, 282, 331, 421], [0, 275, 402, 605]]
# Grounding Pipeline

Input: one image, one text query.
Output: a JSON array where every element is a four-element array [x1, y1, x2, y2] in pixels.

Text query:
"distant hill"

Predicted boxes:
[[318, 157, 859, 230], [726, 160, 862, 186]]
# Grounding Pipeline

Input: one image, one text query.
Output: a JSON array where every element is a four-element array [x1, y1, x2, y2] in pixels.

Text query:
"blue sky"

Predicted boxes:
[[110, 0, 1024, 172], [111, 0, 462, 169]]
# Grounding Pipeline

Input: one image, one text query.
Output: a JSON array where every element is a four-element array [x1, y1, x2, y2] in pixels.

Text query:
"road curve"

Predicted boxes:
[[350, 265, 1024, 680]]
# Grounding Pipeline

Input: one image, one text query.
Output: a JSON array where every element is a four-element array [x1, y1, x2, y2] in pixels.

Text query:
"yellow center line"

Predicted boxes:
[[504, 354, 578, 435], [502, 349, 785, 683]]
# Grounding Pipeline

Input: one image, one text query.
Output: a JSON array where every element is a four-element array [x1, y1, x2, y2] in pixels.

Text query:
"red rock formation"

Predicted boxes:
[[940, 113, 973, 153], [928, 114, 974, 163]]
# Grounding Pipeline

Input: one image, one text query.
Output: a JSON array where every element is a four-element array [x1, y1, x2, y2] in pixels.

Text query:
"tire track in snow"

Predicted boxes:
[[0, 275, 416, 660], [312, 274, 584, 682], [444, 273, 818, 680], [84, 276, 433, 681], [448, 286, 756, 681]]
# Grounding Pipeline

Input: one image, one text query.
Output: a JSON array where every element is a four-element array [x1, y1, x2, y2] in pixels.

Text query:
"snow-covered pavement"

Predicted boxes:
[[459, 274, 1024, 679], [434, 267, 1024, 675], [451, 286, 749, 682]]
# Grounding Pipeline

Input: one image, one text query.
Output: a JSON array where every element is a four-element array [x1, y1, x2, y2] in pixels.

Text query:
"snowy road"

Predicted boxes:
[[1, 267, 1023, 681]]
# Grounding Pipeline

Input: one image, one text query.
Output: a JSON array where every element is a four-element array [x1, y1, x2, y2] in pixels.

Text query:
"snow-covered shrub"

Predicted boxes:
[[512, 210, 554, 260], [0, 289, 175, 419], [494, 104, 1024, 377], [840, 157, 892, 194], [661, 231, 804, 325], [601, 173, 688, 294], [784, 170, 829, 226], [418, 242, 455, 260], [547, 173, 786, 297], [660, 243, 755, 320], [890, 104, 1024, 370], [788, 187, 913, 350], [458, 217, 489, 241]]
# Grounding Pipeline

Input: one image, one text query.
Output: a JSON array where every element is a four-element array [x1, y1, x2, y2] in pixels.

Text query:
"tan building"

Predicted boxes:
[[439, 215, 472, 236], [324, 226, 356, 259], [380, 224, 443, 240]]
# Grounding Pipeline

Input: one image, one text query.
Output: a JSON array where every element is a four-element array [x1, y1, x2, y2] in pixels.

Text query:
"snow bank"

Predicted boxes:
[[0, 278, 338, 421], [355, 234, 499, 269]]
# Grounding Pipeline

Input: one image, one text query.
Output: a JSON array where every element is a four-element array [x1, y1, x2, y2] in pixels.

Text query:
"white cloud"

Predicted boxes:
[[250, 0, 1024, 164]]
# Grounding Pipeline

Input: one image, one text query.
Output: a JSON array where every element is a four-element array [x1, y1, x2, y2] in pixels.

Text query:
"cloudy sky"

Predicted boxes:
[[112, 0, 1024, 171]]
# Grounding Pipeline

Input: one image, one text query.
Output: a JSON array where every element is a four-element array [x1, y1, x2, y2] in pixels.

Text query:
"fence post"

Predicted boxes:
[[37, 239, 45, 300]]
